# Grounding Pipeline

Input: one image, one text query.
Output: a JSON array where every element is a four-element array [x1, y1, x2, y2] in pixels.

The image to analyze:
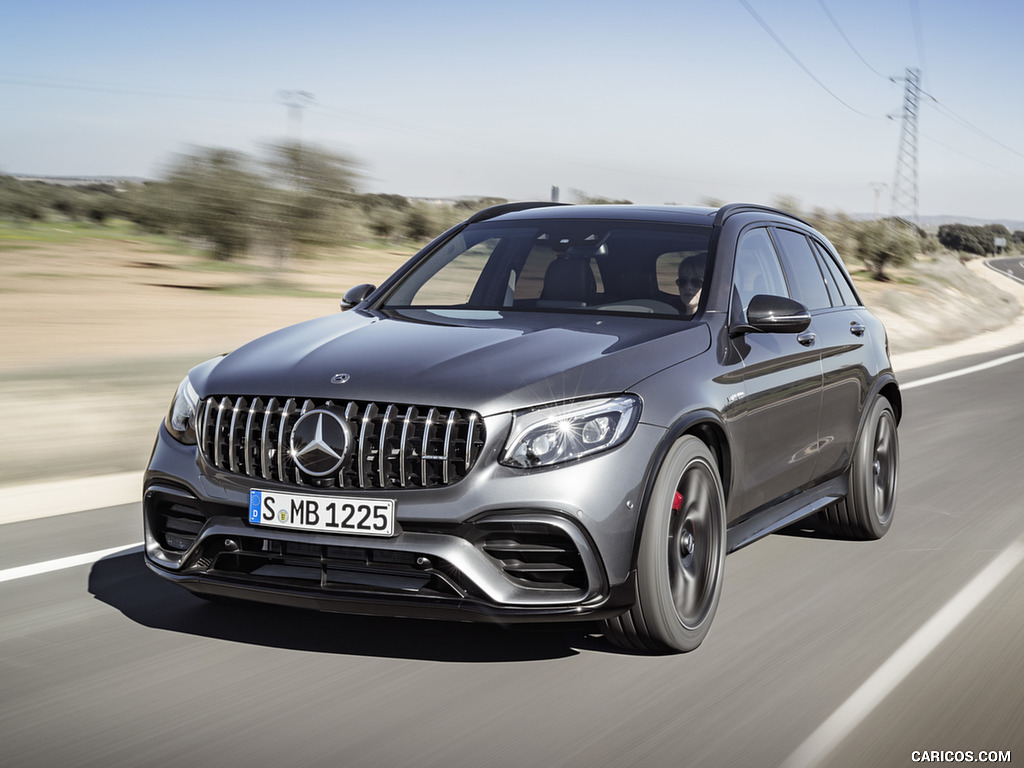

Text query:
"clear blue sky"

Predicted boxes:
[[4, 0, 1023, 220]]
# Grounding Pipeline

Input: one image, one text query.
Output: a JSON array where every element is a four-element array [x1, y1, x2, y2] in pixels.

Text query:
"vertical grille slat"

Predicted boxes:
[[420, 407, 438, 487], [200, 398, 216, 459], [197, 396, 483, 490], [228, 396, 245, 474], [260, 397, 278, 480], [442, 409, 456, 485], [243, 398, 261, 477], [465, 412, 479, 472], [214, 397, 231, 468], [277, 398, 296, 483], [357, 403, 379, 489], [378, 404, 398, 489], [399, 406, 417, 488]]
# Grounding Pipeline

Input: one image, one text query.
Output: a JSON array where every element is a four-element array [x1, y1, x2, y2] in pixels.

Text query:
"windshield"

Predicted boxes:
[[382, 219, 713, 318]]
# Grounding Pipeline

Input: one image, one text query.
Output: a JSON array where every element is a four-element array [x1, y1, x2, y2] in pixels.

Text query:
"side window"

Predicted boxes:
[[813, 241, 859, 307], [772, 229, 831, 310], [733, 228, 789, 311]]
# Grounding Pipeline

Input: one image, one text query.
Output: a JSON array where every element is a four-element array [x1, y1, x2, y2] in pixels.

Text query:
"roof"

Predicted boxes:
[[475, 202, 810, 228]]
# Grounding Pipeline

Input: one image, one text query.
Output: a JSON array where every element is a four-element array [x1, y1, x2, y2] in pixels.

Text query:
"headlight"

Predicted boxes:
[[500, 395, 641, 469], [165, 376, 200, 445]]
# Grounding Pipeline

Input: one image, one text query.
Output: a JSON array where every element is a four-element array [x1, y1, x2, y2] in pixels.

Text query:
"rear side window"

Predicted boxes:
[[772, 228, 831, 310], [813, 241, 859, 307]]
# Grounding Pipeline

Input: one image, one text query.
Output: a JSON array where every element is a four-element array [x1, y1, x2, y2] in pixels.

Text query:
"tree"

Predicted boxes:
[[936, 223, 1007, 256], [0, 176, 45, 221], [854, 220, 918, 280], [159, 148, 265, 260], [260, 141, 362, 260]]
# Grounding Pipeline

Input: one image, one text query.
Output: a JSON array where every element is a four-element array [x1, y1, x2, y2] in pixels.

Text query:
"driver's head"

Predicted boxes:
[[677, 252, 707, 307]]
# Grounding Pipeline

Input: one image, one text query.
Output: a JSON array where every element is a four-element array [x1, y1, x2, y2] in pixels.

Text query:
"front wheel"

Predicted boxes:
[[603, 436, 726, 653]]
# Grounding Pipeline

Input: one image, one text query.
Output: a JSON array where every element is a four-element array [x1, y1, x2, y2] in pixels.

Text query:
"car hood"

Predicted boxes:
[[198, 308, 711, 416]]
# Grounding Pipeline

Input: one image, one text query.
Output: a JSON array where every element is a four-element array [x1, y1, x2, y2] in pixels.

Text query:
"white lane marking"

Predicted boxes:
[[902, 351, 1024, 390], [782, 537, 1024, 768], [0, 543, 143, 584]]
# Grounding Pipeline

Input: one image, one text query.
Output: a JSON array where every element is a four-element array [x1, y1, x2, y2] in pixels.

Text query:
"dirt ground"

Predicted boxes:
[[1, 231, 1020, 486]]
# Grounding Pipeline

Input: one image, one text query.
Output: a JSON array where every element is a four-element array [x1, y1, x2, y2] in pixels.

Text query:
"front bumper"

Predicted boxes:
[[144, 482, 634, 622], [143, 419, 664, 622]]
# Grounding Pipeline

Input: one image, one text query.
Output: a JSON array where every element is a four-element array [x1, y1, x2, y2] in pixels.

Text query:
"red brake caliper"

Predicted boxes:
[[672, 491, 683, 512]]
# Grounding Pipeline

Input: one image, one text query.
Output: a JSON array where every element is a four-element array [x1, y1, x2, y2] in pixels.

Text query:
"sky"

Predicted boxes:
[[3, 0, 1024, 221]]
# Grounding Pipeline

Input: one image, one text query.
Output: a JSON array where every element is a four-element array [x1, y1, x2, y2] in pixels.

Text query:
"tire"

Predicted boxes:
[[820, 396, 899, 540], [603, 436, 726, 653]]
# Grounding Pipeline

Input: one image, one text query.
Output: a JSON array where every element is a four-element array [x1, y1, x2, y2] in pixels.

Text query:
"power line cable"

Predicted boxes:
[[736, 0, 876, 118], [2, 70, 715, 187], [919, 130, 1024, 183], [815, 0, 886, 79], [0, 72, 268, 104], [921, 92, 1024, 164]]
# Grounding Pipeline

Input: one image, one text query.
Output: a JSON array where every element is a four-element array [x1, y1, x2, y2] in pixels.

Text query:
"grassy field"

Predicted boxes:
[[0, 221, 415, 484], [0, 220, 1019, 485]]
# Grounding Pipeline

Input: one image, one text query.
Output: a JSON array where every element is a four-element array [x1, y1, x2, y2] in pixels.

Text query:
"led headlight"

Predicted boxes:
[[501, 395, 641, 469], [165, 376, 200, 445]]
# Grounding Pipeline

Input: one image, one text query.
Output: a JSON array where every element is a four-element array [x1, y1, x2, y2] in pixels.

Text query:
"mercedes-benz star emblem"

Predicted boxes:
[[289, 409, 351, 476]]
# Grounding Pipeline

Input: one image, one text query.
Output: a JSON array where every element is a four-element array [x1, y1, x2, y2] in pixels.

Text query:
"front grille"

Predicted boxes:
[[197, 396, 486, 490]]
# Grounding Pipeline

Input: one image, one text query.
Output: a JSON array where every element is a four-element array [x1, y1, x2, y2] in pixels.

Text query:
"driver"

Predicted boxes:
[[676, 252, 707, 314]]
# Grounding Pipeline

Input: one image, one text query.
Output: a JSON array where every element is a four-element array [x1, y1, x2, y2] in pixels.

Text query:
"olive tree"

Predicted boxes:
[[159, 148, 265, 260], [854, 220, 918, 281]]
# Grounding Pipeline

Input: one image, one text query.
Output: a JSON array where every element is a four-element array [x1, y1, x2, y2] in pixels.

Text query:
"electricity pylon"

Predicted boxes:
[[890, 68, 921, 225]]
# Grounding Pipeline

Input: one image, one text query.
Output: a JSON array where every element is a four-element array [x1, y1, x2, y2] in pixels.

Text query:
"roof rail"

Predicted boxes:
[[466, 201, 570, 224], [713, 203, 810, 228]]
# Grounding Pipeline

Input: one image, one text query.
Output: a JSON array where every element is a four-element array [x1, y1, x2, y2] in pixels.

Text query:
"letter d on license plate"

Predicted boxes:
[[249, 490, 395, 536]]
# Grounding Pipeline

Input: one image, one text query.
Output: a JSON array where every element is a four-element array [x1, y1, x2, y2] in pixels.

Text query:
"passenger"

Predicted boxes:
[[677, 252, 707, 314]]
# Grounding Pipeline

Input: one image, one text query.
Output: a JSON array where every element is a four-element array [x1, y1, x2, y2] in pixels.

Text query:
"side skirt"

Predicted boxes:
[[726, 475, 848, 554]]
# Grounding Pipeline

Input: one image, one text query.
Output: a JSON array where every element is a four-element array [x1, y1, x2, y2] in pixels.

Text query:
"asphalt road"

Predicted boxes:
[[4, 345, 1024, 768], [989, 256, 1024, 286]]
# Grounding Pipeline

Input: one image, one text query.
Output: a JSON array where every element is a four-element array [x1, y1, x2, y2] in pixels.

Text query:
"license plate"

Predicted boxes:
[[249, 489, 395, 537]]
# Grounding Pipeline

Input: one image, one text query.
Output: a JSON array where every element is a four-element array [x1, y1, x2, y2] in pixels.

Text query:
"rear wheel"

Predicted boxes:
[[604, 436, 726, 653], [820, 396, 898, 540]]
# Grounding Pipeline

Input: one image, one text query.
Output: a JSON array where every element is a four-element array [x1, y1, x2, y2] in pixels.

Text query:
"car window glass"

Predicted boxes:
[[812, 244, 842, 306], [385, 220, 712, 317], [772, 229, 831, 310], [734, 228, 789, 310], [514, 245, 604, 301], [401, 237, 502, 305], [813, 241, 859, 306]]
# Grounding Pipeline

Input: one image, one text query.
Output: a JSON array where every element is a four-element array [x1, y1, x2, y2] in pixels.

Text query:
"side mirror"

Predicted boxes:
[[731, 294, 811, 336], [340, 283, 376, 311]]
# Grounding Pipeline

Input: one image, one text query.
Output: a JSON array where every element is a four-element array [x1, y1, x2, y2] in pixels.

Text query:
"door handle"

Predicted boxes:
[[797, 331, 817, 347], [850, 322, 867, 337]]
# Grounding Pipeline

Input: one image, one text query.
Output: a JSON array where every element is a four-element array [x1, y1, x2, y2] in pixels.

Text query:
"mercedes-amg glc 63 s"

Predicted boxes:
[[145, 202, 900, 653]]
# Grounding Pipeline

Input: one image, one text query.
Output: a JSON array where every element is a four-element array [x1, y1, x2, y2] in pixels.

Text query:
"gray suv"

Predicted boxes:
[[145, 202, 900, 653]]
